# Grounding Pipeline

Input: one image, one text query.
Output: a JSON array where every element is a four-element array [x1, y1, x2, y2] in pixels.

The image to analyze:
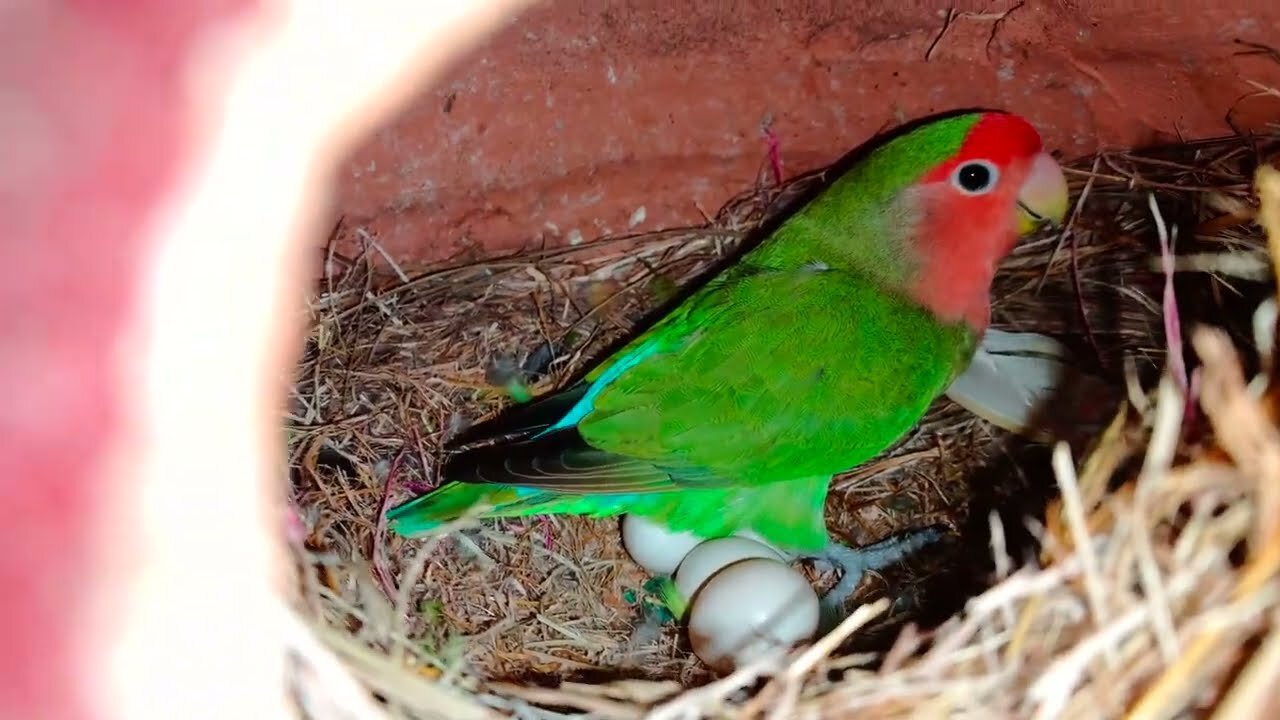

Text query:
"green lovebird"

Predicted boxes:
[[387, 110, 1069, 617]]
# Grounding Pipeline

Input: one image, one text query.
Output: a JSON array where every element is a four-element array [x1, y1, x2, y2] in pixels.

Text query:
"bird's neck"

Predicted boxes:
[[906, 257, 995, 332], [750, 198, 1002, 334], [903, 195, 1018, 333]]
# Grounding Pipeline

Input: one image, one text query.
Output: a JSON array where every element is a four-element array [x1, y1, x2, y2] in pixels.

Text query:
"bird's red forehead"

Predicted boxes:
[[961, 112, 1045, 163], [921, 112, 1046, 182]]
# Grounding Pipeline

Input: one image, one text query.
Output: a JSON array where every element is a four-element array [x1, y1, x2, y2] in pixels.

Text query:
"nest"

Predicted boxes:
[[285, 130, 1280, 719]]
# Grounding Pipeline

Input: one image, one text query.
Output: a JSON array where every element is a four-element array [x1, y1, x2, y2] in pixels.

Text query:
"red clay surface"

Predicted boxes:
[[335, 3, 1280, 269]]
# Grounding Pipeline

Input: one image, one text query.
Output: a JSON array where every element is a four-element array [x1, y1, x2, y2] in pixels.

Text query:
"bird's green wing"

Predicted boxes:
[[574, 264, 978, 486], [386, 265, 976, 546]]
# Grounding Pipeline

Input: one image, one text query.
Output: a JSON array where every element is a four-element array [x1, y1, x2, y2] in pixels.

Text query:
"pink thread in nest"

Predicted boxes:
[[1150, 194, 1204, 431], [1151, 195, 1189, 392], [540, 516, 555, 551], [285, 501, 309, 546], [762, 124, 784, 186], [1186, 367, 1203, 428], [373, 449, 410, 600]]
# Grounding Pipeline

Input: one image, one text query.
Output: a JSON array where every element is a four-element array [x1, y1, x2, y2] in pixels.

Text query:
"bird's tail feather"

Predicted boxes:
[[385, 482, 519, 537]]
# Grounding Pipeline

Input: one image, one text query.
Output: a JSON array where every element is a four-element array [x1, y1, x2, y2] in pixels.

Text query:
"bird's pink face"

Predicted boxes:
[[906, 113, 1070, 329], [919, 112, 1070, 245]]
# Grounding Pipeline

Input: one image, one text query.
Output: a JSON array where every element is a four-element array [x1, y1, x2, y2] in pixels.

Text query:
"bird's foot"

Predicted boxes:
[[812, 526, 945, 635]]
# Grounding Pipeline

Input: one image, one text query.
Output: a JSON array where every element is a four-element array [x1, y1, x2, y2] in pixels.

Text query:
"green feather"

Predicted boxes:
[[385, 483, 515, 536], [388, 269, 974, 552], [646, 575, 687, 621], [387, 113, 989, 553], [579, 268, 974, 485], [748, 113, 980, 284]]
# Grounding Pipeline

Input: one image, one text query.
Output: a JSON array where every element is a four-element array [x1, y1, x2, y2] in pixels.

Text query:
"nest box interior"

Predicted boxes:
[[286, 3, 1280, 716]]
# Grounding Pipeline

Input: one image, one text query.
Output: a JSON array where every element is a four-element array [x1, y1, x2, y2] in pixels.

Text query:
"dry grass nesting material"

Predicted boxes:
[[285, 130, 1280, 719]]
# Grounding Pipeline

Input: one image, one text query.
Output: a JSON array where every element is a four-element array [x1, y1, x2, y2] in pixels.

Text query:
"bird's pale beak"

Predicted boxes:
[[1016, 151, 1069, 235]]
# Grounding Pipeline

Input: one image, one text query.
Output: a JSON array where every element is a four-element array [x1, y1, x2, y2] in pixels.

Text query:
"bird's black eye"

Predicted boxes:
[[951, 160, 1000, 195]]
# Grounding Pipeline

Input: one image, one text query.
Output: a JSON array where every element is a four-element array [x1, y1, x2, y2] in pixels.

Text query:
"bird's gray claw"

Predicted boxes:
[[813, 525, 945, 635]]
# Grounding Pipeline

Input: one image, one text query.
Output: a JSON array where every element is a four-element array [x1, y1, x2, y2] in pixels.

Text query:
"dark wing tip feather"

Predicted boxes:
[[444, 383, 588, 451], [443, 426, 676, 494]]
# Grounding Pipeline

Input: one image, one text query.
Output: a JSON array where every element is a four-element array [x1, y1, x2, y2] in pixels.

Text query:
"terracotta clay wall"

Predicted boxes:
[[335, 2, 1280, 269]]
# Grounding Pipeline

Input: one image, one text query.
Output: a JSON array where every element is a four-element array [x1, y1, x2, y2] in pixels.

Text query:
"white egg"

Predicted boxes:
[[674, 536, 784, 601], [620, 514, 705, 575], [732, 530, 795, 560], [687, 557, 820, 673]]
